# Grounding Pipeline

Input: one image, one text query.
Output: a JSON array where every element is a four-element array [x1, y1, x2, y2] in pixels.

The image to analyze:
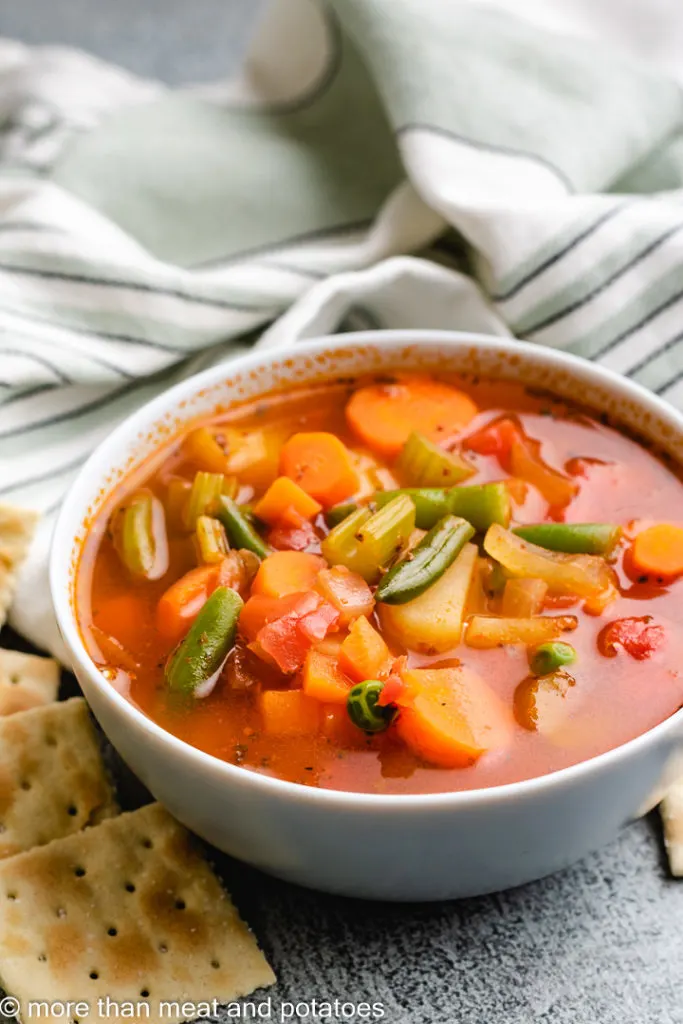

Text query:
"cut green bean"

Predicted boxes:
[[397, 431, 475, 487], [448, 483, 511, 531], [195, 515, 230, 564], [165, 586, 243, 697], [373, 488, 450, 529], [347, 680, 396, 733], [513, 523, 621, 555], [215, 495, 270, 558], [528, 641, 577, 677], [325, 502, 359, 528], [376, 515, 475, 605], [111, 489, 169, 580]]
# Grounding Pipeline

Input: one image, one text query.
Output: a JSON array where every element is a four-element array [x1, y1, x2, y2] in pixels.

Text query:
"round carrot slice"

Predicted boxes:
[[279, 431, 359, 508], [631, 523, 683, 579], [345, 377, 478, 457]]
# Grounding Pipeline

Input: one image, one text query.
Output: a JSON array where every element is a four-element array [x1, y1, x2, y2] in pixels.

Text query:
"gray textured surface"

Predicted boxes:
[[3, 3, 683, 1022]]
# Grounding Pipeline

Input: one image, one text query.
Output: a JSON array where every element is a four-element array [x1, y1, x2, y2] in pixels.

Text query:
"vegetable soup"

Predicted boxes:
[[76, 374, 683, 795]]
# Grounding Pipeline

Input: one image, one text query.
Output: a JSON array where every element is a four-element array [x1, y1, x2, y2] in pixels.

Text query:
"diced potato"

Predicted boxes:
[[379, 543, 477, 653], [316, 565, 375, 625], [396, 667, 513, 768], [223, 426, 283, 489], [514, 669, 576, 735], [483, 524, 617, 602], [501, 577, 548, 617], [465, 614, 577, 649]]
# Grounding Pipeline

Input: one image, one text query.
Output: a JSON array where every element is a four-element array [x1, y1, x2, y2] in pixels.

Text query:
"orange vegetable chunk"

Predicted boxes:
[[338, 615, 392, 682], [631, 523, 683, 579], [182, 426, 229, 474], [316, 565, 375, 625], [509, 437, 578, 508], [302, 650, 353, 704], [252, 550, 326, 599], [396, 667, 513, 768], [345, 377, 478, 457], [280, 432, 359, 508], [260, 689, 321, 736], [253, 476, 322, 525], [155, 562, 221, 643]]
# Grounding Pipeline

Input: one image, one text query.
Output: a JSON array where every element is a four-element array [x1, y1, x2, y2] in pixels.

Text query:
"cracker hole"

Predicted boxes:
[[140, 990, 150, 999], [67, 805, 78, 817], [174, 899, 186, 911], [141, 838, 153, 849], [74, 866, 86, 878], [158, 943, 168, 953], [9, 674, 19, 685], [211, 959, 220, 970], [45, 735, 57, 747], [107, 927, 117, 937], [6, 892, 15, 901], [20, 780, 31, 791], [37, 953, 47, 962], [125, 882, 135, 893], [56, 907, 66, 918], [89, 971, 99, 981], [0, 824, 5, 834]]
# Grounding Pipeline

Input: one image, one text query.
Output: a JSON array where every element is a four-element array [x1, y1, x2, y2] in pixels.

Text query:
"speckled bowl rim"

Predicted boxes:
[[51, 330, 683, 812]]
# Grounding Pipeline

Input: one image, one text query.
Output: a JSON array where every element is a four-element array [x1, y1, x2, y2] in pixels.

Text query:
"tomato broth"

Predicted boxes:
[[77, 375, 683, 795]]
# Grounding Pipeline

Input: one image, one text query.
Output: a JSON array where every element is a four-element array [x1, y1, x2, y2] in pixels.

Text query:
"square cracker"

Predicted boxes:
[[0, 803, 275, 1023], [660, 777, 683, 876], [0, 649, 59, 716], [0, 503, 39, 628], [0, 697, 117, 859]]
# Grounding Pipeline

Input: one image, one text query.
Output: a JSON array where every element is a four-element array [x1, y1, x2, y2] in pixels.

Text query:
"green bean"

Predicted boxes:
[[447, 483, 510, 531], [325, 502, 358, 528], [397, 431, 475, 487], [528, 641, 577, 677], [215, 496, 270, 559], [376, 515, 475, 605], [165, 586, 243, 697], [373, 488, 450, 529], [347, 680, 396, 733], [111, 489, 169, 580], [513, 523, 621, 555]]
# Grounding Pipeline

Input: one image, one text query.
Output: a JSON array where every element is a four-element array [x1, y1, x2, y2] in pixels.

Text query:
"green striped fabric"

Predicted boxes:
[[2, 0, 683, 653]]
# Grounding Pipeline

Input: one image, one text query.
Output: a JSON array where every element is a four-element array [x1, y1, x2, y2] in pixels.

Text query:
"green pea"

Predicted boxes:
[[529, 641, 577, 677], [347, 680, 397, 733]]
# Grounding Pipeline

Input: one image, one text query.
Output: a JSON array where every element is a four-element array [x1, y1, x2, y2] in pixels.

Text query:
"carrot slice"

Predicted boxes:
[[631, 524, 683, 579], [279, 432, 358, 508], [302, 650, 353, 704], [251, 550, 326, 599], [395, 667, 512, 768], [253, 476, 322, 525], [260, 689, 321, 736], [338, 615, 392, 683], [155, 563, 220, 643], [345, 377, 478, 458]]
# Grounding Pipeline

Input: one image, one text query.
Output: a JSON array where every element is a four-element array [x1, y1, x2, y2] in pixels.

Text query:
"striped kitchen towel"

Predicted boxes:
[[2, 0, 683, 657]]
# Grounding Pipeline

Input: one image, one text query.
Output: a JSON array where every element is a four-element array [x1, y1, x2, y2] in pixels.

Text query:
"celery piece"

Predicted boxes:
[[354, 495, 416, 582], [183, 472, 227, 528], [195, 515, 230, 564], [111, 490, 169, 581], [373, 488, 449, 529], [397, 431, 475, 487], [448, 483, 510, 531], [321, 507, 372, 576]]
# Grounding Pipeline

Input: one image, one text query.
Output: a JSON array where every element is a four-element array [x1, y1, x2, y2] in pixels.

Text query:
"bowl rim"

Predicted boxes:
[[51, 328, 683, 813]]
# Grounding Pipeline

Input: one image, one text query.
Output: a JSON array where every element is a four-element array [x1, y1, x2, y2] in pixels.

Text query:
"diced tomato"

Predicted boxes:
[[239, 591, 319, 643], [249, 592, 340, 674], [378, 673, 407, 708], [598, 616, 666, 660], [267, 518, 321, 553], [464, 417, 520, 461]]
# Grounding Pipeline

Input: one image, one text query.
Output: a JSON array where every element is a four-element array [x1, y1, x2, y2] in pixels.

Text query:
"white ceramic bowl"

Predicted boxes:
[[51, 331, 683, 901]]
